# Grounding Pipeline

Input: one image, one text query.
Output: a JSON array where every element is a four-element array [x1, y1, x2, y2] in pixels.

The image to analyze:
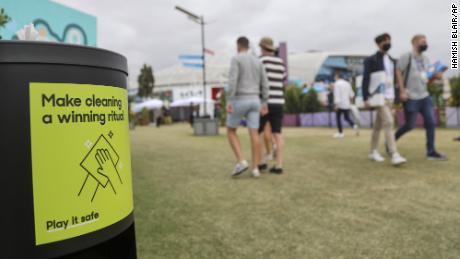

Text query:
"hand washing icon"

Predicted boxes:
[[78, 133, 123, 202]]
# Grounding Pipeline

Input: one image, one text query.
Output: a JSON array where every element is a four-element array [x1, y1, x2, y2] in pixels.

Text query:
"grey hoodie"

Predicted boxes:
[[227, 52, 269, 104]]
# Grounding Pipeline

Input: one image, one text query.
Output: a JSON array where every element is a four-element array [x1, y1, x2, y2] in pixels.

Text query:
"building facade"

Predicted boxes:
[[289, 51, 368, 85], [153, 51, 368, 118]]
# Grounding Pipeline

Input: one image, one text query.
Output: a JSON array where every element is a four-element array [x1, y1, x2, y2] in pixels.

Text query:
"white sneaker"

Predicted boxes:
[[391, 153, 407, 166], [333, 132, 344, 138], [231, 160, 249, 176], [369, 150, 385, 162], [265, 153, 274, 162], [251, 169, 260, 178], [353, 124, 360, 136]]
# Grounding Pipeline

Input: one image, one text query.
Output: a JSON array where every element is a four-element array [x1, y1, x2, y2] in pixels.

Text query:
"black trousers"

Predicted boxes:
[[336, 109, 354, 133]]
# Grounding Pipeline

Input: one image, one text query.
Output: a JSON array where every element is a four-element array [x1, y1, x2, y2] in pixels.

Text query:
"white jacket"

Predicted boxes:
[[333, 79, 354, 110]]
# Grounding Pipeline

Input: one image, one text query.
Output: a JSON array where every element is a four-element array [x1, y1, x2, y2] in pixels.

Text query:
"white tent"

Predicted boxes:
[[155, 54, 231, 88], [132, 99, 164, 113], [170, 97, 214, 108]]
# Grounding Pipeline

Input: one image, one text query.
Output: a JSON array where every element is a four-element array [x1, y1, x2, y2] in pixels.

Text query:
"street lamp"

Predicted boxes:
[[175, 5, 208, 117]]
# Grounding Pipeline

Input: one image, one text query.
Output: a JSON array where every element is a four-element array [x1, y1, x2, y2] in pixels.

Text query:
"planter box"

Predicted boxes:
[[357, 111, 376, 128], [282, 111, 384, 128], [330, 110, 375, 129], [300, 113, 314, 127], [446, 107, 460, 128], [331, 111, 361, 128], [193, 118, 219, 136], [283, 114, 300, 127], [298, 112, 335, 127], [329, 112, 337, 127], [312, 112, 330, 127]]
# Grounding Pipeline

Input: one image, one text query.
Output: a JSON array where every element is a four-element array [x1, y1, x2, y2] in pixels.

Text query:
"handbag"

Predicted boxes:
[[355, 71, 386, 108]]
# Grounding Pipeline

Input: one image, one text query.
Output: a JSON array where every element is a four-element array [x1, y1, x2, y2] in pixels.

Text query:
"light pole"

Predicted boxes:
[[175, 6, 207, 117]]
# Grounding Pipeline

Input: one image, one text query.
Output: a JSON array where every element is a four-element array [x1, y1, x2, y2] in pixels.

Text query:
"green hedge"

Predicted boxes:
[[450, 75, 460, 107], [285, 86, 323, 113], [219, 85, 325, 118]]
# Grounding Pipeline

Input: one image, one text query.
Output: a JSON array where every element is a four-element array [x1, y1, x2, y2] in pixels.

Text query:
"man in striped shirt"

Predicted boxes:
[[257, 37, 286, 174]]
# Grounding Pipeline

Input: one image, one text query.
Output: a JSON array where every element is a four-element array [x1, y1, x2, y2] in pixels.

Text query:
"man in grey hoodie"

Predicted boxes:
[[227, 36, 269, 178]]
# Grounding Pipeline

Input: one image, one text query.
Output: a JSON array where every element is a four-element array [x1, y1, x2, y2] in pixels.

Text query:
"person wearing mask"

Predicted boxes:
[[395, 34, 447, 160], [363, 33, 407, 166], [333, 72, 358, 138], [226, 36, 269, 178]]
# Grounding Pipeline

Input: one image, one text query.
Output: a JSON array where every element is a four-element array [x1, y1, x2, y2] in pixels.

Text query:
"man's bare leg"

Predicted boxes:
[[249, 128, 261, 170], [227, 127, 244, 162], [264, 123, 272, 156], [273, 133, 284, 168]]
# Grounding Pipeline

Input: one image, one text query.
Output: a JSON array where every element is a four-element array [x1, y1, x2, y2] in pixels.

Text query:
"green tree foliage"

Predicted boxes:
[[428, 81, 444, 108], [219, 90, 227, 126], [301, 88, 322, 113], [0, 8, 11, 40], [285, 86, 302, 113], [137, 64, 155, 98], [450, 75, 460, 107]]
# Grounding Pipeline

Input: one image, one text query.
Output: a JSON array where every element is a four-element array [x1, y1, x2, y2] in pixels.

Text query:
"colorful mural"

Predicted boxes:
[[0, 0, 96, 46]]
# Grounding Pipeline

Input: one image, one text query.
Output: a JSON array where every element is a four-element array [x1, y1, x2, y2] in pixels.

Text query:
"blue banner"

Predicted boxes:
[[179, 55, 204, 60], [182, 63, 204, 68]]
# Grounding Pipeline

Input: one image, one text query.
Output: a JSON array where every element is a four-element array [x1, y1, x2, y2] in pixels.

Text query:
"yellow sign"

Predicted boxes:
[[29, 83, 133, 245]]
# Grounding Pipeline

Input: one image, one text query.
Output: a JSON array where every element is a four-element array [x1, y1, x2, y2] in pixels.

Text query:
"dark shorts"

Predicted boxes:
[[258, 104, 284, 134]]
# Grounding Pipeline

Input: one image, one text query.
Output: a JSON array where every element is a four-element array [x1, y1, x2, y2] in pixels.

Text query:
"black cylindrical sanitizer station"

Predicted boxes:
[[0, 41, 137, 258]]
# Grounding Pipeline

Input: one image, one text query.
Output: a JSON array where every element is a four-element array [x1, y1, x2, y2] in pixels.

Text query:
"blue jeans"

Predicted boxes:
[[395, 96, 436, 155]]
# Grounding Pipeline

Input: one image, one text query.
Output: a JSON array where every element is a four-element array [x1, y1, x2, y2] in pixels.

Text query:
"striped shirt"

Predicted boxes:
[[260, 55, 287, 105]]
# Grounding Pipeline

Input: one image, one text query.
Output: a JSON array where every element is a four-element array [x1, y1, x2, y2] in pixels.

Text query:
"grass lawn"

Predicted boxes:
[[131, 124, 460, 259]]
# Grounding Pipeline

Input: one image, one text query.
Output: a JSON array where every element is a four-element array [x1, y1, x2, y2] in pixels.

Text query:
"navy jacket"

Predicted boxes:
[[362, 51, 397, 101]]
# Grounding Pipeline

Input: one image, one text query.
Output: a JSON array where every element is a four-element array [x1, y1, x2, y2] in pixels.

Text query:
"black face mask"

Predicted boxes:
[[418, 44, 428, 52], [382, 43, 391, 52]]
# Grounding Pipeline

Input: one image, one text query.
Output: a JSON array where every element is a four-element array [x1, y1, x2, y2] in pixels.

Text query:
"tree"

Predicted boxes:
[[0, 8, 11, 40], [219, 90, 227, 126], [137, 64, 155, 98], [449, 75, 460, 107], [301, 88, 322, 113], [285, 85, 302, 113]]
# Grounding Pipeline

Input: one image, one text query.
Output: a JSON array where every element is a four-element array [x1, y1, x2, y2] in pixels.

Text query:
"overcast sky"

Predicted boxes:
[[55, 0, 457, 87]]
